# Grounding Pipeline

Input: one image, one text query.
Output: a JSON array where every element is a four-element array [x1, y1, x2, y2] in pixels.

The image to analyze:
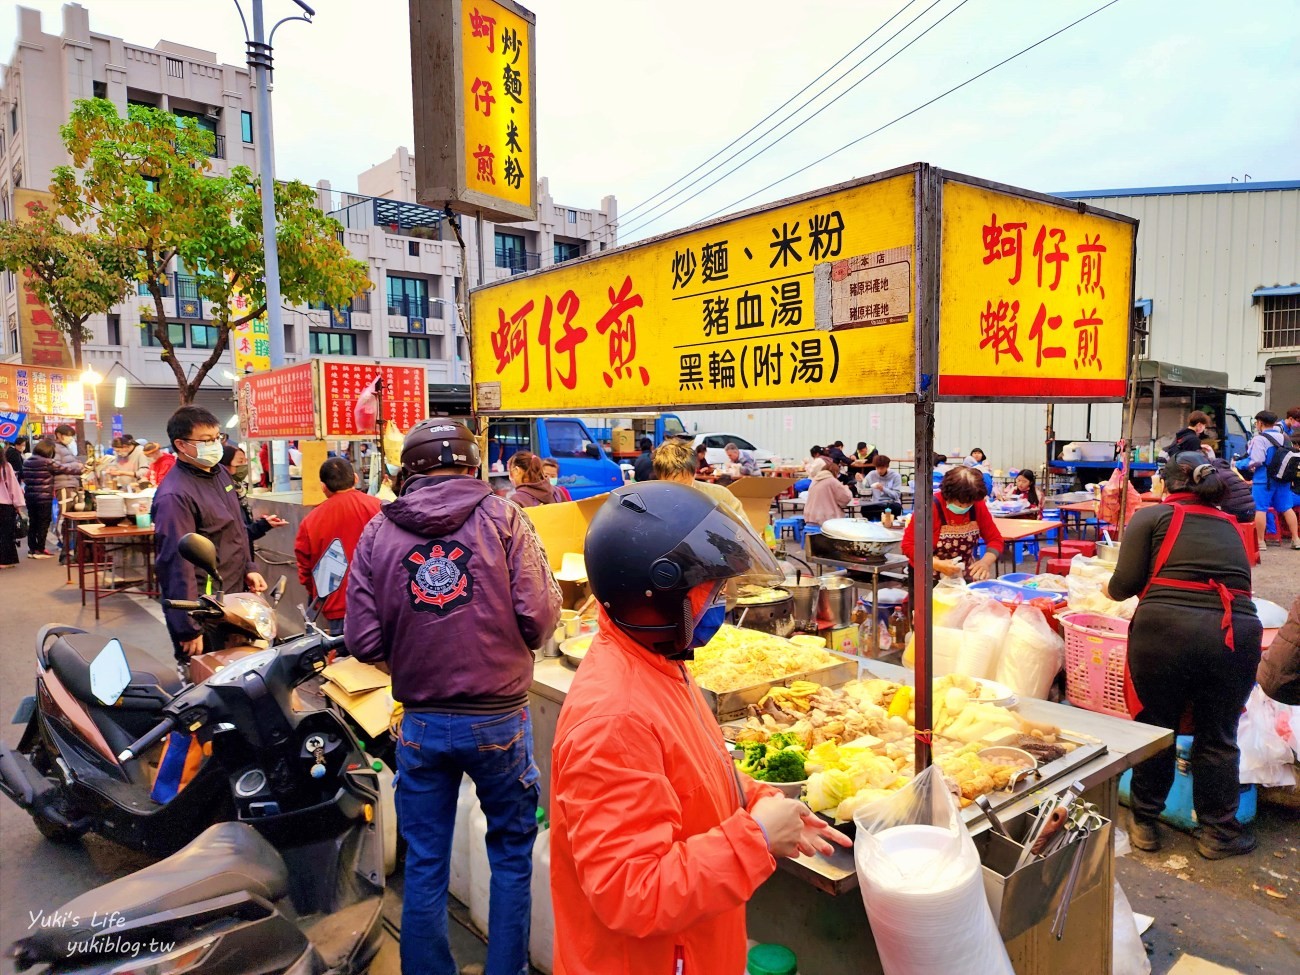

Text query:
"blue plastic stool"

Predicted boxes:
[[1009, 538, 1040, 565], [773, 517, 805, 543], [1118, 735, 1257, 832]]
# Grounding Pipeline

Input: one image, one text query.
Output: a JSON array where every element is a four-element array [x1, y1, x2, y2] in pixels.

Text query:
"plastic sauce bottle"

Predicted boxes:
[[748, 943, 799, 975]]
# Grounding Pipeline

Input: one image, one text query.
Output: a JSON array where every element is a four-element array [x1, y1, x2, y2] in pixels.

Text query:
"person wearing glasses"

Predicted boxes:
[[152, 406, 267, 664]]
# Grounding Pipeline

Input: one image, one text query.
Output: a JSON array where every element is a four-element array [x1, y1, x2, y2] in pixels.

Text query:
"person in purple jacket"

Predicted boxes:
[[345, 419, 561, 975], [152, 406, 266, 663]]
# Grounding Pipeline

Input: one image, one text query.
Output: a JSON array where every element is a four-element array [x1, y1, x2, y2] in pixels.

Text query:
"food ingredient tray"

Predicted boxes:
[[705, 655, 859, 722]]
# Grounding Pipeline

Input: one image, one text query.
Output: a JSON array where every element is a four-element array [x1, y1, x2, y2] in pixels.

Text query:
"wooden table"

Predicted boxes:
[[61, 511, 102, 584], [77, 523, 158, 619]]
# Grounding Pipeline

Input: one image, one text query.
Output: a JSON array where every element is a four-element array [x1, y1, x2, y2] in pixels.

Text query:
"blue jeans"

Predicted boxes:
[[395, 708, 539, 975]]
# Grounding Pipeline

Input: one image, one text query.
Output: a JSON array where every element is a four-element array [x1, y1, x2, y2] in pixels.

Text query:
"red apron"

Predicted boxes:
[[931, 495, 984, 581], [1122, 496, 1252, 721]]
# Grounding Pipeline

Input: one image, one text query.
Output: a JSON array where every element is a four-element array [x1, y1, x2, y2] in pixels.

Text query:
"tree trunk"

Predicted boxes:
[[70, 324, 87, 448], [147, 282, 189, 405], [185, 317, 233, 406]]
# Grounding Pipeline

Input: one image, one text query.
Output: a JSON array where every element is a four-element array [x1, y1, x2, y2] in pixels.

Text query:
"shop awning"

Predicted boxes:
[[1252, 284, 1300, 301], [1134, 360, 1260, 396]]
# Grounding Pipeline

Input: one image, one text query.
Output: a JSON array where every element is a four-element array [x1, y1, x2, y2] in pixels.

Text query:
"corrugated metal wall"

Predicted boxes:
[[676, 186, 1299, 472]]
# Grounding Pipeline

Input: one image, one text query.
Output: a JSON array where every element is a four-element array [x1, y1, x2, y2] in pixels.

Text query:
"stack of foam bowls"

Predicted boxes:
[[856, 824, 1012, 975]]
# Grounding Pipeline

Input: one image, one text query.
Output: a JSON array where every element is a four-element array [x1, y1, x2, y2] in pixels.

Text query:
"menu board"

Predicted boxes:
[[319, 361, 428, 440], [236, 362, 317, 439], [0, 363, 84, 418]]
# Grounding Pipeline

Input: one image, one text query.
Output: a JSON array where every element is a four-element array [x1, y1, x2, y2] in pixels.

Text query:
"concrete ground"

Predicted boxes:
[[1, 544, 1297, 973]]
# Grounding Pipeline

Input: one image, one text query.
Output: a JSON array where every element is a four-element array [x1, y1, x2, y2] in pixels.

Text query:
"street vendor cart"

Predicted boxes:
[[469, 162, 1154, 973]]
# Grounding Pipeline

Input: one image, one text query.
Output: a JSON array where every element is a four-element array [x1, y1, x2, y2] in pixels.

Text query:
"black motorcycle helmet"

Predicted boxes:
[[400, 419, 481, 476], [585, 482, 782, 656]]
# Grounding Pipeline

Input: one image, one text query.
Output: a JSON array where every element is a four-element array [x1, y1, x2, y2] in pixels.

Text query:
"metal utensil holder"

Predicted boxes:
[[975, 809, 1112, 942]]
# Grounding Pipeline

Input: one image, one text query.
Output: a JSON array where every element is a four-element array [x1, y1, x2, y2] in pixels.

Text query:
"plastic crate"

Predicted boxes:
[[1119, 736, 1257, 831], [1061, 612, 1132, 718]]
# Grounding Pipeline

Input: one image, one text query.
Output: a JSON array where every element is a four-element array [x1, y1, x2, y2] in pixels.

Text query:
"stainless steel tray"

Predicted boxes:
[[702, 656, 859, 722]]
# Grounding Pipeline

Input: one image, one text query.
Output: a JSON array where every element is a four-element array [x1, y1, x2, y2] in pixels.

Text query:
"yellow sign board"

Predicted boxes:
[[229, 279, 270, 375], [409, 0, 537, 223], [471, 170, 919, 413], [937, 177, 1136, 400], [0, 363, 85, 418], [13, 188, 73, 369]]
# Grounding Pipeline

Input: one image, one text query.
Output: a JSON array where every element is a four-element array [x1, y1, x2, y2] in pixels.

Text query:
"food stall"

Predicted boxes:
[[468, 163, 1164, 973], [233, 357, 430, 622]]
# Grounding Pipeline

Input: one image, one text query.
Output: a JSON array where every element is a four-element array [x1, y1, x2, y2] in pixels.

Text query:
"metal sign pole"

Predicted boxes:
[[912, 165, 942, 773]]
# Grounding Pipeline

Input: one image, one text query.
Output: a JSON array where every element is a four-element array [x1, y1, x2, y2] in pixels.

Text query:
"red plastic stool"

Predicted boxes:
[[1042, 557, 1074, 576], [1037, 538, 1094, 573]]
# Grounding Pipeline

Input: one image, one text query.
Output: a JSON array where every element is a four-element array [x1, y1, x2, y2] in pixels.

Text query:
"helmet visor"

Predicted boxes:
[[660, 504, 783, 591]]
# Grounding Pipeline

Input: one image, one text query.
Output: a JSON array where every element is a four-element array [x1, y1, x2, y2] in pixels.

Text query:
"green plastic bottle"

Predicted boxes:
[[747, 943, 798, 975]]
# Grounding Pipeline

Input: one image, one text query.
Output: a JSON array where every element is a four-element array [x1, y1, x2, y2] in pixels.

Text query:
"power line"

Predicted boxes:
[[697, 0, 1123, 223], [622, 0, 969, 238], [620, 0, 923, 221]]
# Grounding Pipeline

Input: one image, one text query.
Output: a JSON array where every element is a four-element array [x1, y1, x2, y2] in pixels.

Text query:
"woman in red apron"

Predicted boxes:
[[901, 466, 1004, 582], [1106, 452, 1262, 860]]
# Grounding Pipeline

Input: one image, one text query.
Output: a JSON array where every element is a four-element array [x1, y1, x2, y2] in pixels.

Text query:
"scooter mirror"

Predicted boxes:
[[89, 638, 132, 706], [271, 576, 288, 606], [178, 533, 222, 589]]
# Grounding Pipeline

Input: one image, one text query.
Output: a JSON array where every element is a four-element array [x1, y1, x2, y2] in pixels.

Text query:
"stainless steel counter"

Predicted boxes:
[[529, 656, 1171, 895]]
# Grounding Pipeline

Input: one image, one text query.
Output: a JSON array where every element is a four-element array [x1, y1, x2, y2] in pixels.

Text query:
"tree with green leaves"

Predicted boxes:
[[53, 98, 372, 404], [0, 197, 132, 374]]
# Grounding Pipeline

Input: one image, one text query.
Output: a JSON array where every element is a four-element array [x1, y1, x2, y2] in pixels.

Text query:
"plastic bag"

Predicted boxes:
[[1238, 686, 1300, 787], [854, 766, 1013, 975], [1066, 554, 1138, 620], [959, 599, 1011, 679], [1112, 881, 1151, 975], [996, 604, 1065, 699], [1098, 466, 1144, 527]]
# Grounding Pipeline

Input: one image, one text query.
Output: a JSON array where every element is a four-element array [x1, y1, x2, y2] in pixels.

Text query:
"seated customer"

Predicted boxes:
[[998, 469, 1041, 509], [653, 439, 746, 520], [694, 444, 715, 477], [803, 458, 853, 527], [855, 454, 903, 519]]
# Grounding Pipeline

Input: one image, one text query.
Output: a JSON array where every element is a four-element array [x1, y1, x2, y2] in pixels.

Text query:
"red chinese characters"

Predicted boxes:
[[538, 290, 586, 391], [492, 301, 533, 391], [978, 299, 1022, 364], [594, 276, 648, 388], [981, 215, 1028, 285]]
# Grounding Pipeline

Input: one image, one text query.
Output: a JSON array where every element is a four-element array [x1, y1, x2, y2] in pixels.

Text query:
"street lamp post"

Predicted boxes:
[[234, 0, 314, 493]]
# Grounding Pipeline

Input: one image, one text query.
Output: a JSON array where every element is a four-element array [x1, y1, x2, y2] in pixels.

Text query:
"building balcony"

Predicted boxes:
[[496, 251, 542, 275], [210, 134, 225, 160]]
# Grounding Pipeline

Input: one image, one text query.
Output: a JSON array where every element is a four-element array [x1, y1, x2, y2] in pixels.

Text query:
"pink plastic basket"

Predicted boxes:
[[1060, 612, 1132, 718]]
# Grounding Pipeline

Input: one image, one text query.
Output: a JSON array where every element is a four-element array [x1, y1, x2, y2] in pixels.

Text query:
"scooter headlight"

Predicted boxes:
[[109, 937, 216, 975]]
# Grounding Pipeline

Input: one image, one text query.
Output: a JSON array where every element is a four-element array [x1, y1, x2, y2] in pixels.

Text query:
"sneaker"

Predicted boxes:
[[1195, 829, 1257, 860], [31, 552, 53, 560], [1129, 819, 1162, 852]]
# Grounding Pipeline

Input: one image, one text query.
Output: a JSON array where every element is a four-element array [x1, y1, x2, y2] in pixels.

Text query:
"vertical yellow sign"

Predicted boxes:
[[460, 0, 534, 216], [229, 279, 270, 375], [13, 188, 73, 369]]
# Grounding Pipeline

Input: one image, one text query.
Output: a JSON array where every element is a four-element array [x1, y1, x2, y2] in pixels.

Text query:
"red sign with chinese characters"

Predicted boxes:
[[319, 361, 428, 439], [236, 363, 317, 439]]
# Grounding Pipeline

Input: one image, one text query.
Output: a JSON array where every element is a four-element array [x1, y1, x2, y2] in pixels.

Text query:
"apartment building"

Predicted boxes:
[[1, 4, 618, 437]]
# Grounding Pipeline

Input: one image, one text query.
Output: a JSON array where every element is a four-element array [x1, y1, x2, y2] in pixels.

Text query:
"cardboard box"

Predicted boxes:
[[726, 476, 796, 535]]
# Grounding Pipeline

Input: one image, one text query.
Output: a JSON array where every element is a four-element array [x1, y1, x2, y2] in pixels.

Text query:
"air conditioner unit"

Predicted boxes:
[[205, 107, 220, 120]]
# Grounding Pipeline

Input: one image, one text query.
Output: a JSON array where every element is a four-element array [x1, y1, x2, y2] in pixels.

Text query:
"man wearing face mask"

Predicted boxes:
[[550, 483, 850, 975], [901, 465, 1004, 582], [152, 406, 268, 663], [103, 435, 150, 489]]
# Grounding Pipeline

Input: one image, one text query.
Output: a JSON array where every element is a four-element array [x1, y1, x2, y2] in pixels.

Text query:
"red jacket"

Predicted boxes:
[[550, 617, 779, 975], [149, 452, 177, 485], [295, 488, 382, 621]]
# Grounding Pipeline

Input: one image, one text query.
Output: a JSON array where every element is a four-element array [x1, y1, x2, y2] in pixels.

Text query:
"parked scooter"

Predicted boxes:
[[5, 537, 388, 975], [0, 535, 341, 854]]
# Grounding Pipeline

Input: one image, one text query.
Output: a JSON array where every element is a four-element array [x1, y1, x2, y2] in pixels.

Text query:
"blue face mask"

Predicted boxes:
[[946, 501, 973, 515], [690, 603, 728, 649], [385, 462, 400, 477]]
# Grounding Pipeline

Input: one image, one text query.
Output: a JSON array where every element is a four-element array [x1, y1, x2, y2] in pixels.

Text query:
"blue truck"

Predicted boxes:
[[584, 413, 692, 459], [486, 416, 623, 500]]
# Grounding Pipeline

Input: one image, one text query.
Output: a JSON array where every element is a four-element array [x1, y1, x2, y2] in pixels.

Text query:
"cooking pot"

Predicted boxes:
[[731, 587, 795, 638], [817, 575, 857, 627], [783, 577, 821, 630], [810, 519, 904, 565]]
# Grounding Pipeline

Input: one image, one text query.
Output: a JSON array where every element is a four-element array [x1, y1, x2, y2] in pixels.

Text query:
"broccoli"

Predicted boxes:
[[762, 747, 809, 783], [736, 741, 769, 778], [767, 731, 801, 751]]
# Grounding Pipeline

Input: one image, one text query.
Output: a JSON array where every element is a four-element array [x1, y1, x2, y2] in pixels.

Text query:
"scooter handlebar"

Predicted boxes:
[[118, 716, 177, 763], [322, 634, 346, 652], [162, 600, 204, 612]]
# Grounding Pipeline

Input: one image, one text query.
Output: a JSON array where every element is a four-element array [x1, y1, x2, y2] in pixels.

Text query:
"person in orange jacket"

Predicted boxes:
[[551, 482, 848, 975]]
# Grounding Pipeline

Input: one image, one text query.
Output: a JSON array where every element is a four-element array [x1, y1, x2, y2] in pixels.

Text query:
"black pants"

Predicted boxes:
[[0, 504, 17, 565], [1126, 601, 1262, 840], [857, 500, 904, 521], [26, 498, 52, 554]]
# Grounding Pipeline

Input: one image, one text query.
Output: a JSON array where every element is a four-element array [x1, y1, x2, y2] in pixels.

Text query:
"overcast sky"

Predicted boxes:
[[3, 0, 1297, 239]]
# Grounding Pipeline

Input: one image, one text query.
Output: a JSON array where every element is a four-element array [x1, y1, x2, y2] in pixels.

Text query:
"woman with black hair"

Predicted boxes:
[[1107, 452, 1262, 860]]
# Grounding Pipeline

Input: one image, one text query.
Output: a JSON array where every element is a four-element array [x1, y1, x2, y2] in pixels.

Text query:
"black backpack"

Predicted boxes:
[[1262, 432, 1300, 491]]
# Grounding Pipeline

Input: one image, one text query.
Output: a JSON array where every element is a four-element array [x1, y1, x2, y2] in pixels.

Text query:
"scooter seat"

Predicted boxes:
[[47, 633, 182, 705], [13, 822, 288, 966]]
